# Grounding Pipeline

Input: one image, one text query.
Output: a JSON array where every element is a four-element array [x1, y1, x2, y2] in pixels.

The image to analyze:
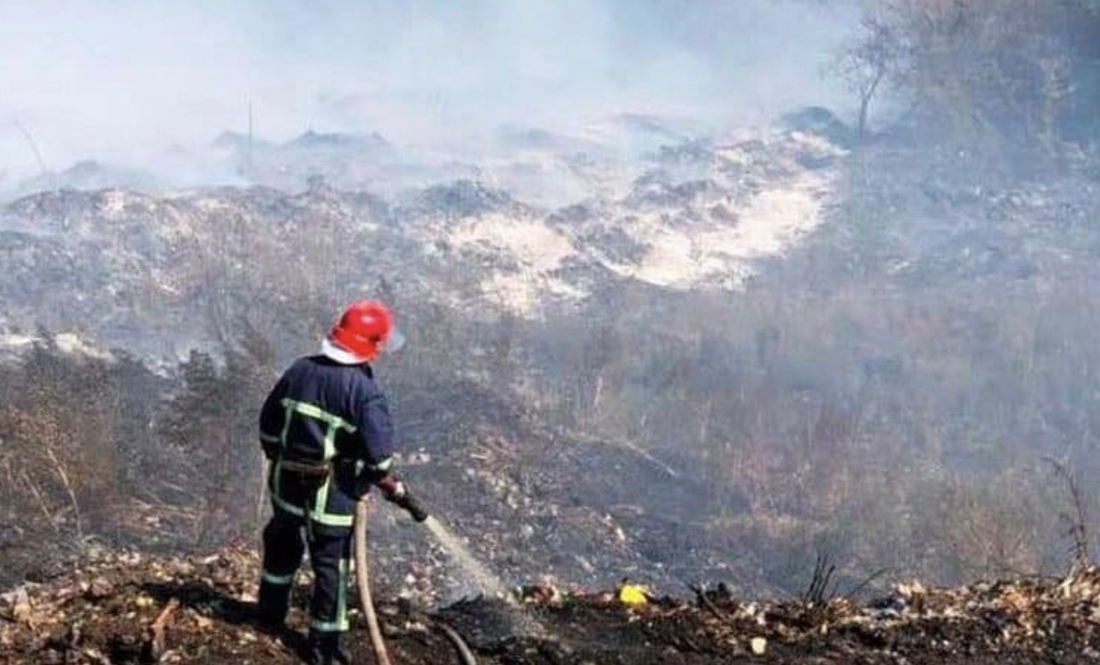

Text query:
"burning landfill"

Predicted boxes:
[[5, 2, 1100, 664]]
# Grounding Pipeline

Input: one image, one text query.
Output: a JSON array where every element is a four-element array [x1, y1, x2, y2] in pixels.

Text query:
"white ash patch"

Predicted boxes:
[[52, 333, 115, 361], [419, 130, 843, 314], [0, 331, 114, 362], [443, 212, 584, 315], [596, 169, 835, 290]]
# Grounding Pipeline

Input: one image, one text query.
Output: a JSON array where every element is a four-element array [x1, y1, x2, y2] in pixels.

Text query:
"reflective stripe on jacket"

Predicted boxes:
[[259, 355, 396, 527]]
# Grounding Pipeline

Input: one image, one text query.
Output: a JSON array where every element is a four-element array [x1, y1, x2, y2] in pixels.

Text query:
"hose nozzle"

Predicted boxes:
[[396, 493, 429, 523]]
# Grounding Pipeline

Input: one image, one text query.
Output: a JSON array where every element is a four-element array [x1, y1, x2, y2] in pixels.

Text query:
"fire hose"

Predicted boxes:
[[354, 498, 477, 665], [354, 498, 393, 665]]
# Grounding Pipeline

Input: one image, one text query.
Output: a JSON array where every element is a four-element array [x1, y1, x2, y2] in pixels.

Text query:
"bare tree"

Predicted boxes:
[[1043, 457, 1091, 572], [835, 9, 904, 142]]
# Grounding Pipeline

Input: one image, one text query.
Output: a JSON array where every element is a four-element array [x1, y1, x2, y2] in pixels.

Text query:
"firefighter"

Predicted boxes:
[[257, 300, 427, 665]]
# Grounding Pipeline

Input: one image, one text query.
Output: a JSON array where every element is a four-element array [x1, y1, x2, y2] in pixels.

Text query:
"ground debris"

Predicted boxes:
[[144, 597, 180, 662], [3, 547, 1100, 664]]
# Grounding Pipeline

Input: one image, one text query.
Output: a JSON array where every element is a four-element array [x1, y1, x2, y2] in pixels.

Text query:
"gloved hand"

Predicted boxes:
[[376, 475, 429, 522]]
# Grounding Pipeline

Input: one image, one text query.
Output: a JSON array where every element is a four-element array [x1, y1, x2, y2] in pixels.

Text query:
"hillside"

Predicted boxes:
[[0, 125, 841, 356], [0, 124, 847, 598], [5, 121, 1100, 602]]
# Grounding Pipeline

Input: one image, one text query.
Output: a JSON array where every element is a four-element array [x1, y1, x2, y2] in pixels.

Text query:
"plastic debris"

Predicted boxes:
[[750, 636, 767, 655], [618, 583, 649, 607]]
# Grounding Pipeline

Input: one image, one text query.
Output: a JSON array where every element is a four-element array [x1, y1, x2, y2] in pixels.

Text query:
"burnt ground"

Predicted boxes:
[[3, 546, 1100, 665]]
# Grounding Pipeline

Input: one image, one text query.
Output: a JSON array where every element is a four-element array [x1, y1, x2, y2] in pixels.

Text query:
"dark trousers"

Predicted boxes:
[[258, 506, 353, 634]]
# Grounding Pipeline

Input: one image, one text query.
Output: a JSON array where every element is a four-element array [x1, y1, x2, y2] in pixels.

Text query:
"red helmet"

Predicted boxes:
[[323, 300, 402, 364]]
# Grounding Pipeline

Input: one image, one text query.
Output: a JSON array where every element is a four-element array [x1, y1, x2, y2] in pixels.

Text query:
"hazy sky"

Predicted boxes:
[[0, 0, 856, 175]]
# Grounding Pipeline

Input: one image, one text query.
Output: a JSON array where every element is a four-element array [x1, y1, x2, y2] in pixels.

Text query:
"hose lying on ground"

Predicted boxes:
[[434, 620, 478, 665], [354, 497, 478, 665], [355, 497, 393, 665]]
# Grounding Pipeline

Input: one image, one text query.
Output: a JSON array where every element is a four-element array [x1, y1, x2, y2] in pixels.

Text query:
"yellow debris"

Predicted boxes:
[[619, 584, 649, 607]]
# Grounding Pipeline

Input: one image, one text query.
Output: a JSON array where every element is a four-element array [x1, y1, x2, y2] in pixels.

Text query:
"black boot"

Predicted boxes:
[[257, 581, 292, 632], [308, 631, 352, 665]]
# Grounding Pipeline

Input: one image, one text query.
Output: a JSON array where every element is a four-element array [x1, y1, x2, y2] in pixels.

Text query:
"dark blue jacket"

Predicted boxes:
[[259, 355, 396, 528]]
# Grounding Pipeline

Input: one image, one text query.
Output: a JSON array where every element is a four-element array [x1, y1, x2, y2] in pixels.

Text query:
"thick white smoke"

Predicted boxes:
[[0, 0, 856, 180]]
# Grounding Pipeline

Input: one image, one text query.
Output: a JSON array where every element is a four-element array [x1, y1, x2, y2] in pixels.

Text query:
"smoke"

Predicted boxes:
[[0, 0, 857, 179]]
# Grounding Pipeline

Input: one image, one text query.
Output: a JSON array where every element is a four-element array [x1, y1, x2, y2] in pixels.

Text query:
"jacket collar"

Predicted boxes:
[[320, 338, 368, 365]]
